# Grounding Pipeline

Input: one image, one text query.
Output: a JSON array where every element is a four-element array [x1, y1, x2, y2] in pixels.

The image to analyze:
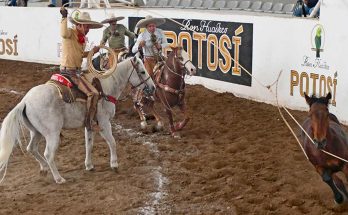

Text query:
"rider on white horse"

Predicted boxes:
[[60, 8, 102, 131]]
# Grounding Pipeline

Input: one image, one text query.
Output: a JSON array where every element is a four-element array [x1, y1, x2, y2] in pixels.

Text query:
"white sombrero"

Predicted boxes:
[[101, 13, 125, 24], [69, 10, 103, 29], [135, 15, 166, 28]]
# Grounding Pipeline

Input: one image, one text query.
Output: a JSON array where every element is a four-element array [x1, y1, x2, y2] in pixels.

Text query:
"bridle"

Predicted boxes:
[[174, 49, 193, 77], [128, 58, 153, 94]]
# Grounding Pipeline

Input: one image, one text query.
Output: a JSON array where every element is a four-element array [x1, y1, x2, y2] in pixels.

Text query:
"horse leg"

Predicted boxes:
[[99, 120, 118, 171], [332, 174, 348, 203], [153, 106, 164, 132], [26, 130, 49, 175], [165, 108, 179, 138], [44, 133, 65, 184], [175, 101, 190, 131], [84, 128, 95, 171], [342, 164, 348, 181], [133, 89, 148, 130], [146, 99, 163, 131], [134, 102, 148, 130], [321, 169, 346, 204]]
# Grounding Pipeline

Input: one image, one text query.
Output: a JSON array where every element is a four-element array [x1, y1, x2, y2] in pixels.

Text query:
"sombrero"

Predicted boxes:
[[69, 10, 103, 29], [135, 15, 166, 28], [101, 13, 125, 24]]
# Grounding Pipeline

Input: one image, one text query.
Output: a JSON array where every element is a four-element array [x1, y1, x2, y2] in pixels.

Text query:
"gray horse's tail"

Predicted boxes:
[[0, 101, 26, 182]]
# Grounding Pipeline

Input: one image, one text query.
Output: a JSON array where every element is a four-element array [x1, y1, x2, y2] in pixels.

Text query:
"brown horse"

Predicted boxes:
[[302, 92, 348, 204], [133, 46, 196, 137]]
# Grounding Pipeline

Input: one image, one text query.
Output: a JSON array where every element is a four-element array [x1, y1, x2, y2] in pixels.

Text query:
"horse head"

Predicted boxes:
[[304, 92, 332, 147], [170, 46, 196, 76], [129, 56, 155, 95]]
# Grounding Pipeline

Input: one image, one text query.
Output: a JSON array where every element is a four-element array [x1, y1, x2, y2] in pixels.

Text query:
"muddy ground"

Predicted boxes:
[[0, 59, 348, 214]]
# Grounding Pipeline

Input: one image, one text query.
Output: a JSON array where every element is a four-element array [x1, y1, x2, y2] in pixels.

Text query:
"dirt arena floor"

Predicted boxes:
[[1, 59, 348, 214]]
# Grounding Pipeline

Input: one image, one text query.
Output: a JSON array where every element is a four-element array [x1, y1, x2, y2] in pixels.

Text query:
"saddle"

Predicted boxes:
[[46, 73, 117, 104]]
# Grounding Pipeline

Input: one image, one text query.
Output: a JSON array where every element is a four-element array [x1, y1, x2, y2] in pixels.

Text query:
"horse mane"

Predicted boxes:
[[166, 50, 184, 73]]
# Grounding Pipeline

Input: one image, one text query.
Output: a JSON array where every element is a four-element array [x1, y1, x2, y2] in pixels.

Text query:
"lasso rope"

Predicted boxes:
[[87, 45, 118, 79]]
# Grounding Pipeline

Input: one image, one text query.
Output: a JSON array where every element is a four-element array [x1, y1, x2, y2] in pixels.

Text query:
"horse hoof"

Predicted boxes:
[[171, 133, 181, 139], [111, 161, 119, 171], [85, 165, 95, 171], [111, 167, 119, 173], [55, 177, 66, 184], [155, 122, 164, 131], [334, 195, 345, 205], [140, 121, 148, 130]]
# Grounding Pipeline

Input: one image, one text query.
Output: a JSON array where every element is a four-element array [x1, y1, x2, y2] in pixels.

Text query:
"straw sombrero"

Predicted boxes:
[[135, 15, 166, 28], [101, 13, 125, 24], [69, 10, 103, 29]]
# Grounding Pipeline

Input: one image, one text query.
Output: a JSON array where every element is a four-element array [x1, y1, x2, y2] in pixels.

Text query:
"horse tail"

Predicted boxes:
[[0, 101, 26, 182]]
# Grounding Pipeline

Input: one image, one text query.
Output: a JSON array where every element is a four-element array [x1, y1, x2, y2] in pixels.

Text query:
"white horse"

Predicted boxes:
[[0, 56, 155, 184]]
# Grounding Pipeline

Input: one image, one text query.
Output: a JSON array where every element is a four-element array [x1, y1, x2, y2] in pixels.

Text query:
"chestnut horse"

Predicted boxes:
[[302, 92, 348, 204], [133, 46, 196, 137]]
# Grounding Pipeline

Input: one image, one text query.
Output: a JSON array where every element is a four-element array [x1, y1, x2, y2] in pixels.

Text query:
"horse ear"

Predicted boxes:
[[304, 93, 312, 106], [132, 55, 137, 63], [326, 92, 332, 101]]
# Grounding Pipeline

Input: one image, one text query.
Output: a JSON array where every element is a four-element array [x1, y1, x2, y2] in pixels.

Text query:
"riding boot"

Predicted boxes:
[[155, 68, 163, 85], [85, 93, 100, 132]]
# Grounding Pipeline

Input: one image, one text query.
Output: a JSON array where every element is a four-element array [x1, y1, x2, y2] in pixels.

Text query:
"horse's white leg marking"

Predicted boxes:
[[140, 121, 148, 130], [26, 131, 49, 174], [84, 128, 95, 171], [99, 121, 118, 170], [44, 133, 65, 184]]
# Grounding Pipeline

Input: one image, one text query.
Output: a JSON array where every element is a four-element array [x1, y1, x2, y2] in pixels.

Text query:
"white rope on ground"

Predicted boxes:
[[275, 70, 309, 160]]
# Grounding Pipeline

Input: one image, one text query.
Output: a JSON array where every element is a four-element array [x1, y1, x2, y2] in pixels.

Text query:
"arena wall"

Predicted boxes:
[[0, 2, 348, 123]]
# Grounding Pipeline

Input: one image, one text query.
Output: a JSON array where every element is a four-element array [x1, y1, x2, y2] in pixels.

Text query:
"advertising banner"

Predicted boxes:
[[129, 17, 253, 86]]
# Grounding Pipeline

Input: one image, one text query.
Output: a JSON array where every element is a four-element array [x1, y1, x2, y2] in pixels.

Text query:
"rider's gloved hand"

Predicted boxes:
[[60, 7, 68, 18]]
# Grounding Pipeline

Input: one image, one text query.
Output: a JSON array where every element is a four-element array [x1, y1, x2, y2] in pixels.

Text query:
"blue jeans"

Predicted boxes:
[[9, 0, 16, 6], [293, 4, 320, 17]]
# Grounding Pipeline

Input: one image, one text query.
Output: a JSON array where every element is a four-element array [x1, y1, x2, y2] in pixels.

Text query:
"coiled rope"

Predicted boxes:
[[87, 45, 118, 79]]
